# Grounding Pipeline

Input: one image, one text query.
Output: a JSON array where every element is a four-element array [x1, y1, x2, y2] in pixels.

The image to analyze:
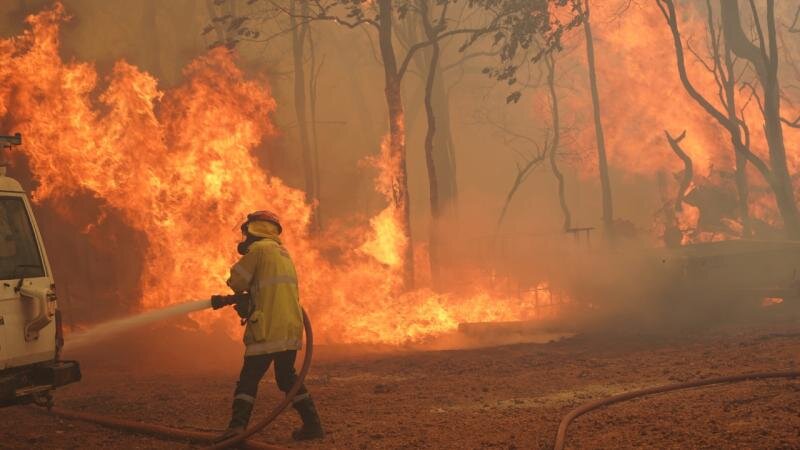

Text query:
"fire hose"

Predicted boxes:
[[42, 301, 800, 449], [553, 370, 800, 450], [43, 306, 314, 450], [210, 307, 314, 450]]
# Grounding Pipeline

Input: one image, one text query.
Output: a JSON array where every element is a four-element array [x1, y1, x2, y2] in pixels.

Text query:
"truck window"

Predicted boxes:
[[0, 197, 44, 280]]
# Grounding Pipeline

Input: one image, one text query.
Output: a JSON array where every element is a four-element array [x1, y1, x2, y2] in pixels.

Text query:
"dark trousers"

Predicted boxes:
[[234, 350, 309, 404]]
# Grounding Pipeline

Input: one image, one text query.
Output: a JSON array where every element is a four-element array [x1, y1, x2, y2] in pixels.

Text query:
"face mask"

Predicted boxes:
[[237, 237, 255, 255], [237, 222, 259, 255]]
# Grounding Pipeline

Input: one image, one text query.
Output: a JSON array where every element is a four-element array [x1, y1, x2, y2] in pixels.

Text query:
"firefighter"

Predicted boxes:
[[215, 210, 323, 442]]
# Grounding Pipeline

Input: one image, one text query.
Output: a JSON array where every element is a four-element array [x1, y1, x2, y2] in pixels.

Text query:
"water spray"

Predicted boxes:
[[47, 301, 314, 450], [67, 299, 213, 349]]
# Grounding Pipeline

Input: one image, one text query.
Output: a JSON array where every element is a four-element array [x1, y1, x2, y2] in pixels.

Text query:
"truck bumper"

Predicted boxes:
[[0, 360, 81, 407], [33, 360, 82, 388]]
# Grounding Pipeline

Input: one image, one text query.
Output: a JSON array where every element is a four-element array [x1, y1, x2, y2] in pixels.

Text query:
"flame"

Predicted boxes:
[[0, 4, 548, 345], [0, 4, 291, 317], [555, 1, 800, 241], [357, 134, 407, 269], [7, 2, 796, 344]]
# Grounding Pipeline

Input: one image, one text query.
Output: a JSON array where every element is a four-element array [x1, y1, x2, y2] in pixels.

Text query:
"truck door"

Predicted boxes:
[[0, 194, 53, 369]]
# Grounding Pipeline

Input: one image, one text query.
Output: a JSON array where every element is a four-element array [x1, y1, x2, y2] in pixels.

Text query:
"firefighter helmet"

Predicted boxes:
[[246, 210, 282, 234]]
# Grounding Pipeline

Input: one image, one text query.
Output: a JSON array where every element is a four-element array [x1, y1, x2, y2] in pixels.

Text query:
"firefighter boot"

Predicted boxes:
[[215, 398, 254, 442], [291, 396, 324, 441]]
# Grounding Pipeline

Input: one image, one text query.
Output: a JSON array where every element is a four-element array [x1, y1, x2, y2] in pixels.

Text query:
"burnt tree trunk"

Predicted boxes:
[[658, 0, 783, 239], [721, 0, 800, 238], [432, 78, 458, 214], [733, 150, 750, 235], [290, 0, 318, 230], [378, 0, 414, 290], [400, 9, 460, 287], [665, 130, 693, 212], [407, 38, 458, 220], [657, 170, 682, 247], [307, 30, 323, 226], [545, 54, 571, 231], [422, 15, 442, 287], [722, 41, 752, 237], [582, 0, 614, 236]]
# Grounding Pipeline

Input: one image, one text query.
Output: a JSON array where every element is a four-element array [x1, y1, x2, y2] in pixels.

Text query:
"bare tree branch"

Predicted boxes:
[[665, 130, 692, 212], [545, 52, 571, 231], [790, 5, 800, 32], [656, 0, 728, 125], [441, 50, 499, 72], [747, 0, 772, 69], [496, 150, 547, 229], [780, 115, 800, 128], [267, 0, 379, 29], [740, 81, 766, 115], [658, 0, 773, 183], [397, 26, 500, 80]]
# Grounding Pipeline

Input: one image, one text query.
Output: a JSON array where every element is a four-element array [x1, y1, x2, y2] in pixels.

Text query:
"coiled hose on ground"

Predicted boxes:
[[44, 308, 314, 450], [43, 311, 800, 450], [553, 370, 800, 450]]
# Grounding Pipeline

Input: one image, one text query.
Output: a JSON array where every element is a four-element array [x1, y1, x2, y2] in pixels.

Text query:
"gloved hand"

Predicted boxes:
[[210, 294, 233, 310], [211, 293, 252, 319], [233, 293, 253, 319]]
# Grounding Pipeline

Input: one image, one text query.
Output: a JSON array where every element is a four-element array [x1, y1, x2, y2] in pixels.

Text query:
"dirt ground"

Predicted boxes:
[[2, 311, 800, 449]]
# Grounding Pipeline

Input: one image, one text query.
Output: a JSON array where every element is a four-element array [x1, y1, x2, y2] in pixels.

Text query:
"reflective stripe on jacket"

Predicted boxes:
[[227, 237, 303, 356]]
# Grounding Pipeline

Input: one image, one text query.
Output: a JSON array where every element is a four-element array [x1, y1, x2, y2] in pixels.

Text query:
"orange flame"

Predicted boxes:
[[358, 133, 407, 269], [0, 4, 547, 345], [555, 2, 800, 241]]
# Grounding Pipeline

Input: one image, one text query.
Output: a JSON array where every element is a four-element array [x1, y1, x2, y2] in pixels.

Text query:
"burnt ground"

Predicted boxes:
[[2, 309, 800, 450]]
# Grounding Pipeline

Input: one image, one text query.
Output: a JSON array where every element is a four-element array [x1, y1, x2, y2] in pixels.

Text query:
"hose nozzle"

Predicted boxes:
[[210, 293, 250, 310]]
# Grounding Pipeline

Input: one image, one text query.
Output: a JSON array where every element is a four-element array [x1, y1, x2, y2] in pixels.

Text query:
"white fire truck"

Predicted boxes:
[[0, 133, 80, 408]]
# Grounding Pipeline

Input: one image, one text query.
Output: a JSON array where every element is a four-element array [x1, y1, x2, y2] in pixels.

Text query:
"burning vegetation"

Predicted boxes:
[[0, 3, 553, 345], [1, 1, 800, 449], [0, 0, 799, 346]]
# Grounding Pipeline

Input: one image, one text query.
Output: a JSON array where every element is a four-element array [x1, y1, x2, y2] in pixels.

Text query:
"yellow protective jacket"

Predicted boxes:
[[227, 236, 303, 356]]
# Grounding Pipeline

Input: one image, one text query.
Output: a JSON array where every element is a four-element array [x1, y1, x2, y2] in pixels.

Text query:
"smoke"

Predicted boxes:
[[0, 0, 793, 351], [0, 4, 563, 347]]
